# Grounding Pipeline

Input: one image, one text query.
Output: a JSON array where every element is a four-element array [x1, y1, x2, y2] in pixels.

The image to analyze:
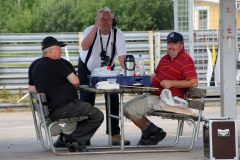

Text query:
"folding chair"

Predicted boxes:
[[150, 87, 206, 151], [29, 92, 88, 155]]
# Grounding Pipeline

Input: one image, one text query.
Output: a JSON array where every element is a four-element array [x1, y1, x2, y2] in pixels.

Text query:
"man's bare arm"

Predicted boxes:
[[118, 55, 126, 69], [67, 73, 80, 87], [81, 10, 101, 50], [160, 79, 198, 89]]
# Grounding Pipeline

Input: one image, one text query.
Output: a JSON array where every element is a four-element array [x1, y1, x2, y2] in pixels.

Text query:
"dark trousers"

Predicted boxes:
[[78, 58, 120, 136], [49, 99, 104, 145]]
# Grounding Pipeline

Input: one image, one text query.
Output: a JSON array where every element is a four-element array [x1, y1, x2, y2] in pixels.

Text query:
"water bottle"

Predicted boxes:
[[137, 54, 145, 76], [135, 66, 140, 76]]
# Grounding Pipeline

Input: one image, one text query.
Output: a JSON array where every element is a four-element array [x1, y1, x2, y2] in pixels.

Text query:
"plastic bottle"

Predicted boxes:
[[135, 66, 140, 76], [137, 54, 145, 76]]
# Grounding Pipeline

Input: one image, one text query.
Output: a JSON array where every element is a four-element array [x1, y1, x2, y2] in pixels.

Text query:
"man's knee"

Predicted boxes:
[[90, 107, 104, 124], [96, 108, 104, 122], [123, 110, 132, 119]]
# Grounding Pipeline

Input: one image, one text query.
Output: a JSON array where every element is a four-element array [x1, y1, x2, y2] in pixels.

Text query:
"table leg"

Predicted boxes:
[[120, 93, 125, 151], [106, 94, 112, 147]]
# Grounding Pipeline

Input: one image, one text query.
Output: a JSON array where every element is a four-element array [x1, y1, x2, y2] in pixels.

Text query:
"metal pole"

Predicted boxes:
[[219, 0, 237, 119], [120, 93, 125, 152], [106, 94, 112, 146], [174, 0, 178, 31], [188, 0, 194, 59]]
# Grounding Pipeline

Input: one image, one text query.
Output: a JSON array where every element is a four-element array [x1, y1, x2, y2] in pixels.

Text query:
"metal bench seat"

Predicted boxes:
[[29, 92, 88, 155], [150, 87, 206, 151]]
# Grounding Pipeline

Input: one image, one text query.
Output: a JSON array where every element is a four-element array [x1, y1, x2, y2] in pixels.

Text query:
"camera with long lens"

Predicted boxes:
[[100, 50, 110, 67]]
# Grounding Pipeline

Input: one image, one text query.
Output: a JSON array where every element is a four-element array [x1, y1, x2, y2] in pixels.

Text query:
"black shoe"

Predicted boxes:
[[138, 128, 166, 145], [65, 142, 76, 152], [86, 140, 91, 146], [147, 130, 166, 145], [137, 137, 149, 145], [72, 142, 89, 152], [53, 137, 67, 148], [63, 136, 76, 152]]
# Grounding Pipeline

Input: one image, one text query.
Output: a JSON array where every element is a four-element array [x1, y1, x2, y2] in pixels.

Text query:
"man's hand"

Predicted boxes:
[[81, 9, 101, 51], [28, 85, 37, 93], [95, 10, 101, 28], [160, 80, 172, 89]]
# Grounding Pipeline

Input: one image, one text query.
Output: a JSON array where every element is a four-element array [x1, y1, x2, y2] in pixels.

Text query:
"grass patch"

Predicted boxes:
[[0, 53, 40, 56], [0, 86, 29, 104], [0, 64, 30, 67]]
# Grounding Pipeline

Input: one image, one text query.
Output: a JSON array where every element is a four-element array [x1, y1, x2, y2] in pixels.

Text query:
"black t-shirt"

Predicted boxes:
[[31, 57, 78, 109], [28, 57, 76, 85]]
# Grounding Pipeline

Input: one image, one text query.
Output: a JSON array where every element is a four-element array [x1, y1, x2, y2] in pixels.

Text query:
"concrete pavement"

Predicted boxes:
[[0, 105, 239, 160]]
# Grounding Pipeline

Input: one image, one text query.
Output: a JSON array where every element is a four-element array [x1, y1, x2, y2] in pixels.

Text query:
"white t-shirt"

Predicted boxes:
[[80, 25, 127, 72]]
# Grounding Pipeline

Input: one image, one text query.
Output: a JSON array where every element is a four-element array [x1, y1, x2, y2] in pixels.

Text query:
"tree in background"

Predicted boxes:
[[116, 0, 174, 31], [0, 0, 174, 33], [0, 0, 34, 33]]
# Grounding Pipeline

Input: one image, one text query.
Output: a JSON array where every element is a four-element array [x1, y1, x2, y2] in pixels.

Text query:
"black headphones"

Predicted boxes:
[[100, 8, 117, 27]]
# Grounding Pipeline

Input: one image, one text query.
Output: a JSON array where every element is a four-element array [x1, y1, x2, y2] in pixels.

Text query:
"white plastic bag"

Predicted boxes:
[[160, 89, 188, 108], [96, 81, 120, 90]]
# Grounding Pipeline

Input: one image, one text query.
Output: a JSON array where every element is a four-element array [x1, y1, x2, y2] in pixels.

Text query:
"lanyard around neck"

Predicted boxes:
[[99, 30, 111, 52]]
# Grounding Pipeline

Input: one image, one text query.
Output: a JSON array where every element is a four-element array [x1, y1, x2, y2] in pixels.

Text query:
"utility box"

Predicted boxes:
[[203, 118, 238, 160]]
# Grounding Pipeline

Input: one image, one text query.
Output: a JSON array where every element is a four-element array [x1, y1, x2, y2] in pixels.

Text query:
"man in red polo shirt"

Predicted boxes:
[[123, 32, 198, 145]]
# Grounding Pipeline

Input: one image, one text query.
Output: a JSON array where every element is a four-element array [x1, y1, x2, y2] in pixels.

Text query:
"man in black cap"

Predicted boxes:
[[123, 32, 198, 145], [28, 36, 104, 152]]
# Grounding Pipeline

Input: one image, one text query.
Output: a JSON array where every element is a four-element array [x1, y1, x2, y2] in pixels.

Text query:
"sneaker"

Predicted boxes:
[[63, 136, 76, 152], [65, 142, 76, 152], [137, 137, 149, 145], [72, 142, 89, 152], [112, 134, 130, 145], [86, 140, 91, 146], [138, 128, 166, 145], [53, 137, 67, 148]]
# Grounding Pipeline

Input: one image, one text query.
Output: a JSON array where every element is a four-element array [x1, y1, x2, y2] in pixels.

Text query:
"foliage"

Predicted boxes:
[[0, 86, 29, 104], [0, 86, 11, 99], [0, 0, 174, 33]]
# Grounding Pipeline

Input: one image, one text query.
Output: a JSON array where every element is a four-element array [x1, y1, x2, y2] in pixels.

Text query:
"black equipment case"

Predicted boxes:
[[203, 118, 238, 160]]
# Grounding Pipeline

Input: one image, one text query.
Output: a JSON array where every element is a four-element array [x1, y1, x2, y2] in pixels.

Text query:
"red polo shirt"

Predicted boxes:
[[151, 48, 197, 98]]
